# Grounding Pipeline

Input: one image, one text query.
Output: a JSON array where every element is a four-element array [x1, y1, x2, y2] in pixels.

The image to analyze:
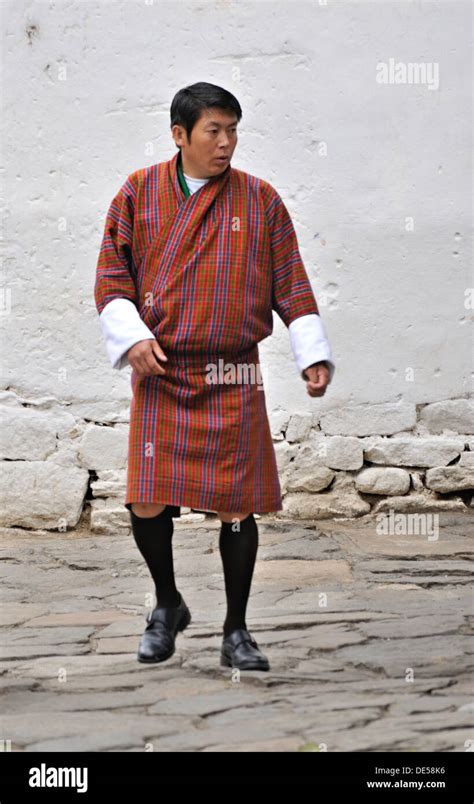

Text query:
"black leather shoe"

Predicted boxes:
[[137, 592, 191, 663], [220, 628, 270, 671]]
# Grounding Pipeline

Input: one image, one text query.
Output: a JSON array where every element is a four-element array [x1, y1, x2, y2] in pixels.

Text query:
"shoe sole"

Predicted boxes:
[[137, 608, 192, 664], [220, 652, 270, 671]]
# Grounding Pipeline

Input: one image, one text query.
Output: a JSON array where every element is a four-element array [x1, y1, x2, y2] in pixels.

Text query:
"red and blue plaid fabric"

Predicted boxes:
[[95, 151, 319, 513]]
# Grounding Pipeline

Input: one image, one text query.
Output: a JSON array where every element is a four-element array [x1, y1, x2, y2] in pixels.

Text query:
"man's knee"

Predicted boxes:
[[131, 502, 167, 518], [217, 511, 252, 523]]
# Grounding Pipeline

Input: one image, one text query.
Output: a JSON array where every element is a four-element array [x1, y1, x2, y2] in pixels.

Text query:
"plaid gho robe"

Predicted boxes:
[[95, 150, 321, 514]]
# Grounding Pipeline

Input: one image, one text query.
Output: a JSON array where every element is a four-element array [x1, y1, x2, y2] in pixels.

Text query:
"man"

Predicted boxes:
[[95, 82, 335, 672]]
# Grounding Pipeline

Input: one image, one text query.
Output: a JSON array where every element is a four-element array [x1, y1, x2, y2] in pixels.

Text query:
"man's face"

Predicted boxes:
[[172, 107, 238, 178]]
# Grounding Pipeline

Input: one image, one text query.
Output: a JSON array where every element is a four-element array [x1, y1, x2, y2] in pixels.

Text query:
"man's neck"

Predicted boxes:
[[179, 150, 210, 179]]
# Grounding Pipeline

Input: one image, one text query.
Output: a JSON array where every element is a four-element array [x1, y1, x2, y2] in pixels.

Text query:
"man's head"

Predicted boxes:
[[170, 82, 242, 178]]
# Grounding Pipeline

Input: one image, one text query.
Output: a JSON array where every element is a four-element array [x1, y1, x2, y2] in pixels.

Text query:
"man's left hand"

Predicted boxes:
[[302, 361, 330, 397]]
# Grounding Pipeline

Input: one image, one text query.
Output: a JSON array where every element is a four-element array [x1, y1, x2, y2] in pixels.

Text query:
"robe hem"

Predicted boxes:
[[124, 493, 283, 514]]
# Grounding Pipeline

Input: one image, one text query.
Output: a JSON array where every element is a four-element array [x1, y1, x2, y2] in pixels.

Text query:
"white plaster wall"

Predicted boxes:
[[2, 0, 472, 420]]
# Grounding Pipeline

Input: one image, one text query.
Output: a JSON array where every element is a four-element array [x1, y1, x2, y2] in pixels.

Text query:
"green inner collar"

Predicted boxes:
[[177, 152, 191, 199]]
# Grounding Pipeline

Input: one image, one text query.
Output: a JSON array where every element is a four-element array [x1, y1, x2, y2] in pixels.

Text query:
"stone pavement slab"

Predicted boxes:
[[0, 512, 472, 751]]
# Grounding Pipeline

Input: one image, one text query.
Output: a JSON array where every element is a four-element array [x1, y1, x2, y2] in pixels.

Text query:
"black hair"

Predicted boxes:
[[170, 81, 242, 147]]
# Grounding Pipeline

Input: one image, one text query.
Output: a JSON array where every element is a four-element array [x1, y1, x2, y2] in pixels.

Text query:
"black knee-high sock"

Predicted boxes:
[[219, 513, 258, 638], [129, 506, 180, 608]]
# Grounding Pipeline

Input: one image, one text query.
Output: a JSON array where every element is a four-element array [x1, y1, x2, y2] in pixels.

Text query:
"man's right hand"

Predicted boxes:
[[127, 339, 168, 378]]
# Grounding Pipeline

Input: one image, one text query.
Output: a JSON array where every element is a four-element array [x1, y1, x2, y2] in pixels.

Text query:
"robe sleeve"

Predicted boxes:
[[94, 175, 139, 315], [262, 181, 319, 326], [94, 173, 155, 369]]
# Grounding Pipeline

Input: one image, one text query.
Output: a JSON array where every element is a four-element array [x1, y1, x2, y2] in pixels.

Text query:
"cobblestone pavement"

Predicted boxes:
[[1, 512, 473, 752]]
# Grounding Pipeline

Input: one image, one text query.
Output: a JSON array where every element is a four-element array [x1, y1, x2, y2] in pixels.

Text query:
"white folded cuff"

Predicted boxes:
[[288, 313, 335, 383], [99, 298, 155, 370]]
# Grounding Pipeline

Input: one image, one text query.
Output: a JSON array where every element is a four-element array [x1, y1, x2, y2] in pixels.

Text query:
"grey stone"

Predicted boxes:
[[0, 462, 89, 529], [419, 399, 474, 435], [355, 467, 411, 495], [78, 423, 129, 470], [364, 436, 465, 467], [320, 402, 417, 436], [425, 466, 474, 492]]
